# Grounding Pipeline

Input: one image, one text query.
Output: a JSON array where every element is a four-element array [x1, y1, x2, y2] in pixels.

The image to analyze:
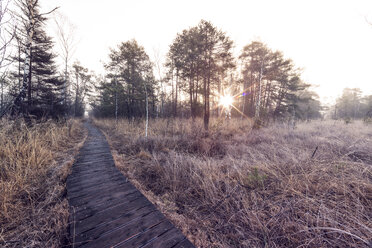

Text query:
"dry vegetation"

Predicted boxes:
[[95, 118, 372, 248], [0, 119, 86, 247]]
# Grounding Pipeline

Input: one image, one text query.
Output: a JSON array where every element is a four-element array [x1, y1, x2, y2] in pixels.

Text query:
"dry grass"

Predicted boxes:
[[95, 118, 372, 248], [0, 118, 86, 248]]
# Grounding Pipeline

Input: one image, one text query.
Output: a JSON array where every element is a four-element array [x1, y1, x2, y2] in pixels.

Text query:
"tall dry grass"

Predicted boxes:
[[0, 119, 85, 247], [95, 118, 372, 248]]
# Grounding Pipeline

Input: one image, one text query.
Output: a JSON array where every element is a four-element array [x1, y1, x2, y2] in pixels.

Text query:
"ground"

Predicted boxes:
[[0, 119, 85, 248], [1, 118, 371, 247], [95, 118, 372, 248]]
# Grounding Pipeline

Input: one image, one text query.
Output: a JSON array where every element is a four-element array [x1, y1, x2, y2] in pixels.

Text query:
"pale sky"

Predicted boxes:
[[41, 0, 372, 105]]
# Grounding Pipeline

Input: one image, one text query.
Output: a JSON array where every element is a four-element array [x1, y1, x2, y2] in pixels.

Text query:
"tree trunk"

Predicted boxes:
[[242, 78, 246, 120], [144, 80, 148, 137], [115, 77, 118, 123], [255, 60, 264, 119], [27, 51, 32, 107], [16, 3, 35, 115], [64, 57, 68, 108], [174, 69, 178, 118], [217, 75, 221, 116], [1, 78, 3, 110], [189, 77, 194, 120]]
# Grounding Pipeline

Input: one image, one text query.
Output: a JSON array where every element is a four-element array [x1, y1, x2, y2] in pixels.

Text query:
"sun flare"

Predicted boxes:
[[219, 95, 234, 108]]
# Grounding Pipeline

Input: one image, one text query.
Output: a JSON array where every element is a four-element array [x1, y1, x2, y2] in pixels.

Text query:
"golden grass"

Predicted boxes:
[[0, 119, 86, 248], [95, 118, 372, 248]]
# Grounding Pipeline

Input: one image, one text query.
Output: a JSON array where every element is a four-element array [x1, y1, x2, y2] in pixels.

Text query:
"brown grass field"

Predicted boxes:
[[0, 119, 85, 247], [95, 118, 372, 248]]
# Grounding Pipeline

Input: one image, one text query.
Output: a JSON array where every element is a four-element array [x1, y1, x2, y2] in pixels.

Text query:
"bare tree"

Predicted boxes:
[[152, 47, 165, 117], [255, 59, 265, 119], [54, 12, 77, 107], [144, 78, 148, 137], [0, 0, 15, 117], [71, 61, 92, 117], [0, 0, 15, 70]]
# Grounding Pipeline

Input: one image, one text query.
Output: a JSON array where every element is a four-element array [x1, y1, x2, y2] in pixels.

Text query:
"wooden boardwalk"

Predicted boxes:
[[66, 122, 195, 248]]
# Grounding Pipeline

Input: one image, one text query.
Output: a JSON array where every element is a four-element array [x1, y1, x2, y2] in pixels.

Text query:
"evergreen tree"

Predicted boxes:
[[71, 61, 93, 117], [239, 41, 320, 122], [94, 40, 157, 119], [166, 20, 234, 129], [335, 88, 363, 119], [12, 0, 64, 118]]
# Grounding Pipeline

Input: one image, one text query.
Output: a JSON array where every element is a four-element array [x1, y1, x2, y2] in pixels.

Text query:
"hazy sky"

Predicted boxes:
[[41, 0, 372, 104]]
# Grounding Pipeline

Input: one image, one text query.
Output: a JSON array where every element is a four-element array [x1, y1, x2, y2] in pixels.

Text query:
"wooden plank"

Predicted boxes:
[[67, 180, 128, 198], [68, 166, 119, 181], [67, 177, 128, 195], [74, 204, 155, 243], [74, 155, 114, 164], [72, 191, 142, 218], [69, 187, 138, 208], [68, 183, 135, 206], [69, 168, 118, 180], [141, 227, 187, 248], [173, 239, 196, 248], [73, 194, 149, 227], [67, 180, 129, 200], [77, 211, 166, 248], [113, 220, 174, 248], [66, 172, 125, 188], [70, 160, 114, 169]]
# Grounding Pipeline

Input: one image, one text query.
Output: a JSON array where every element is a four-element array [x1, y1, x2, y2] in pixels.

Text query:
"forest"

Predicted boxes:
[[1, 1, 372, 248], [1, 0, 371, 125]]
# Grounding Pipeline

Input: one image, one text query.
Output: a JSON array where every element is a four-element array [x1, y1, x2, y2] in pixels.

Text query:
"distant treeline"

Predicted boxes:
[[92, 21, 324, 129], [330, 88, 372, 120], [1, 1, 371, 128]]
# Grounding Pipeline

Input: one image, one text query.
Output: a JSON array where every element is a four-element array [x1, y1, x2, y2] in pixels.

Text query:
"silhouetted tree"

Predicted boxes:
[[94, 40, 157, 119], [166, 20, 234, 129], [239, 41, 318, 122], [71, 61, 92, 117], [12, 0, 63, 118]]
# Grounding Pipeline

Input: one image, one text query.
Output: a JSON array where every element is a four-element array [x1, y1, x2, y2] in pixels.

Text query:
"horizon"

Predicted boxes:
[[40, 0, 372, 106]]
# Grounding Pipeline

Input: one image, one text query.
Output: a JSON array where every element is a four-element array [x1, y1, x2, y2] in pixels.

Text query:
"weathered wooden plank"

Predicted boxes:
[[74, 155, 114, 164], [113, 220, 174, 248], [67, 177, 128, 196], [72, 191, 143, 219], [141, 227, 187, 248], [67, 167, 119, 182], [173, 238, 196, 248], [67, 180, 128, 198], [68, 181, 130, 200], [69, 187, 138, 209], [78, 212, 166, 248], [73, 195, 150, 228], [66, 172, 124, 188], [74, 204, 156, 244]]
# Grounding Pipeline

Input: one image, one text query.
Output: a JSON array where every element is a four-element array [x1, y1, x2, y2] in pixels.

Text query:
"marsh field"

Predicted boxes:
[[95, 118, 372, 248], [0, 118, 371, 248], [0, 119, 86, 247]]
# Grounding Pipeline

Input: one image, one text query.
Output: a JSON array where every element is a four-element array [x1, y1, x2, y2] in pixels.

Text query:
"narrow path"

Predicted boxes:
[[67, 122, 195, 248]]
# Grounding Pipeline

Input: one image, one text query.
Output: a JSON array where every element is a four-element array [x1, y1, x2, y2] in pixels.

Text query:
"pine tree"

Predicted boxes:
[[166, 20, 234, 129], [71, 61, 93, 117], [12, 0, 64, 118], [94, 40, 157, 119]]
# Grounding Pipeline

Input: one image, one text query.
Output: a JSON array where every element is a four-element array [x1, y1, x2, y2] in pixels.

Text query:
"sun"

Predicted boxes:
[[219, 95, 234, 108]]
